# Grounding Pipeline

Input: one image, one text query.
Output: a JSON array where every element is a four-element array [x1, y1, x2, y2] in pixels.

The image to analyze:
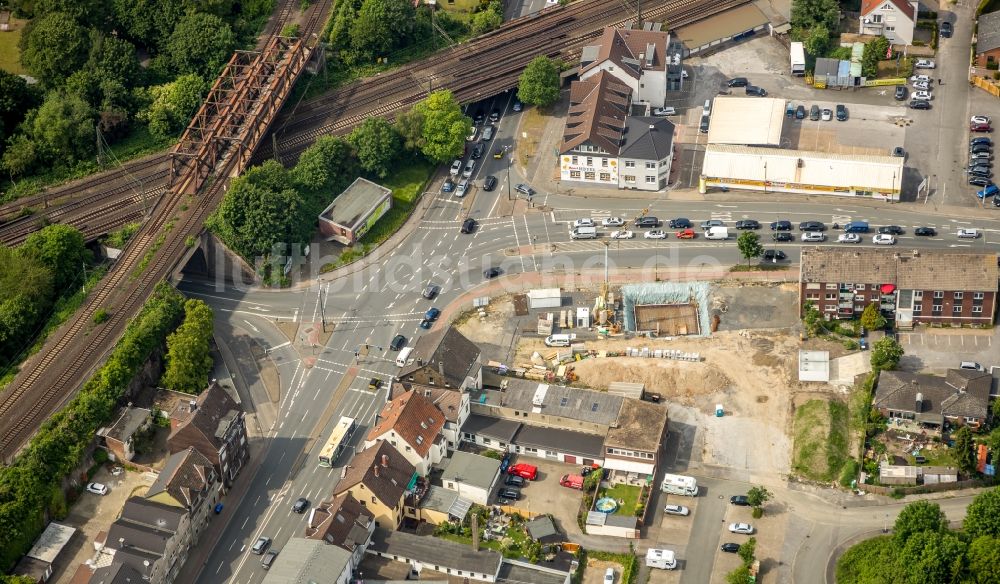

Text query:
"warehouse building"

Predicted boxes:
[[318, 177, 392, 245]]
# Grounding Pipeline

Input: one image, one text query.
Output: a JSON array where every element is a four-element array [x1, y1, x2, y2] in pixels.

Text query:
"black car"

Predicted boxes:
[[504, 475, 526, 487], [471, 143, 484, 159], [940, 21, 953, 37], [745, 85, 767, 97], [914, 227, 936, 236], [461, 218, 476, 234], [730, 495, 751, 506], [809, 105, 821, 120], [635, 216, 660, 228], [971, 143, 993, 154], [878, 225, 904, 235], [483, 175, 497, 191], [762, 249, 787, 262], [910, 100, 931, 110], [721, 543, 741, 553], [894, 86, 908, 101], [389, 334, 407, 351], [727, 77, 749, 87], [971, 167, 994, 178], [798, 221, 825, 231], [473, 110, 484, 125], [483, 267, 501, 279], [892, 147, 905, 157], [668, 218, 691, 228], [835, 104, 848, 121], [497, 487, 521, 500], [735, 219, 760, 229], [970, 176, 993, 186], [292, 498, 309, 514], [994, 196, 1000, 208], [970, 159, 994, 168], [795, 105, 806, 119], [770, 220, 792, 231], [771, 233, 793, 242]]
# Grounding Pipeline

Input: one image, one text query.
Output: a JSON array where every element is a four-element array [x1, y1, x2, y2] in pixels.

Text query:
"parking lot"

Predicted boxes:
[[898, 327, 1000, 373], [782, 102, 905, 157], [499, 457, 586, 535]]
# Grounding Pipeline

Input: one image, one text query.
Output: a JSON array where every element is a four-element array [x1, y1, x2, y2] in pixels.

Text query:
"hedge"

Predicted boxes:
[[0, 283, 185, 571]]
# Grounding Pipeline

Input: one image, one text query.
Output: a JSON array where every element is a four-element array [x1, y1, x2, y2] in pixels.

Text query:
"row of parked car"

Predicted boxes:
[[788, 103, 848, 122], [967, 119, 997, 200]]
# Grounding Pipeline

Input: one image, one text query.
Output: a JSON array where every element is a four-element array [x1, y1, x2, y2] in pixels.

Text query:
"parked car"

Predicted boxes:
[[913, 81, 930, 91], [610, 230, 634, 239], [727, 77, 749, 87], [86, 482, 108, 496], [836, 104, 848, 121], [635, 216, 660, 228], [970, 175, 993, 186], [729, 523, 755, 534], [972, 115, 992, 125], [978, 184, 1000, 199], [735, 219, 760, 229], [602, 217, 625, 227], [892, 147, 905, 157], [821, 108, 833, 121], [940, 21, 953, 37], [483, 175, 497, 191], [878, 225, 904, 235], [441, 178, 455, 193], [730, 495, 750, 506], [971, 151, 993, 162], [497, 487, 521, 500], [663, 504, 690, 516], [261, 550, 278, 570], [471, 143, 484, 159], [675, 228, 696, 239], [652, 107, 676, 116], [460, 218, 476, 234], [914, 227, 936, 236], [292, 498, 309, 514], [252, 537, 272, 555], [795, 104, 806, 119], [721, 543, 741, 553], [798, 220, 826, 231], [604, 568, 616, 584], [837, 233, 861, 243], [389, 334, 407, 351], [970, 167, 993, 178], [801, 231, 826, 242], [915, 59, 935, 69], [912, 91, 932, 101], [770, 220, 792, 230], [957, 228, 981, 238], [504, 474, 526, 487], [894, 86, 908, 101], [872, 234, 896, 245], [809, 105, 820, 120], [745, 85, 767, 97], [772, 232, 793, 242], [455, 179, 469, 198], [971, 122, 992, 132], [644, 230, 668, 239], [449, 160, 462, 176], [910, 100, 931, 110], [970, 159, 993, 169], [762, 250, 786, 262], [701, 219, 725, 229], [971, 137, 993, 147], [668, 218, 691, 228], [466, 126, 478, 141], [910, 74, 931, 84], [507, 463, 537, 479], [512, 100, 522, 112]]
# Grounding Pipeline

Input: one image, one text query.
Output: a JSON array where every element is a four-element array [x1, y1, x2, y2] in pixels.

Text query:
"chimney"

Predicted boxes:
[[438, 360, 445, 377], [915, 392, 923, 412], [373, 464, 380, 478], [381, 454, 389, 468]]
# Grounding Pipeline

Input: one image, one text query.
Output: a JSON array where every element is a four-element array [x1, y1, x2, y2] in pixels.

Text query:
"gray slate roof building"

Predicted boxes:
[[979, 11, 1000, 53], [874, 369, 992, 423], [261, 538, 352, 584], [438, 450, 501, 492], [368, 528, 502, 578], [105, 498, 187, 575], [515, 424, 605, 459], [498, 560, 572, 584], [475, 380, 623, 427], [418, 485, 472, 522], [398, 327, 482, 389], [146, 447, 216, 510], [525, 515, 563, 544], [463, 414, 520, 443], [89, 562, 145, 584], [619, 116, 675, 162], [319, 177, 391, 229], [304, 491, 375, 552]]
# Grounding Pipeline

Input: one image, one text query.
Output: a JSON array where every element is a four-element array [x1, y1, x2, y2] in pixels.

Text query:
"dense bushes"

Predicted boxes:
[[0, 283, 185, 571], [160, 299, 214, 393]]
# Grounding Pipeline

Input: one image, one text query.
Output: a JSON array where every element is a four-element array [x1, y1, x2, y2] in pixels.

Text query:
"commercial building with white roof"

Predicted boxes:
[[700, 144, 903, 201], [706, 97, 786, 146]]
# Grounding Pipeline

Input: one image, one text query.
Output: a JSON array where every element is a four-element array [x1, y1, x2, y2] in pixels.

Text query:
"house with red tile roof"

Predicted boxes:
[[364, 390, 447, 475], [859, 0, 917, 45]]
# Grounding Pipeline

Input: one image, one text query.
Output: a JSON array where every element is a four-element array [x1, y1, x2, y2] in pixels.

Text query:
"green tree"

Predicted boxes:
[[790, 0, 839, 32], [802, 25, 830, 58], [31, 0, 109, 24], [966, 535, 1000, 584], [2, 134, 40, 177], [348, 117, 399, 178], [870, 336, 903, 370], [836, 536, 894, 583], [25, 91, 95, 166], [893, 500, 948, 545], [160, 299, 214, 393], [167, 12, 236, 79], [725, 565, 754, 584], [0, 71, 41, 145], [327, 0, 357, 50], [736, 231, 763, 266], [861, 37, 889, 78], [746, 486, 772, 513], [518, 55, 560, 107], [988, 428, 1000, 458], [290, 135, 358, 211], [350, 0, 415, 57], [412, 90, 470, 163], [860, 303, 887, 331], [895, 530, 966, 584], [966, 489, 1000, 539], [0, 245, 53, 365], [112, 0, 185, 50], [953, 425, 978, 476], [394, 106, 426, 152], [19, 12, 89, 87], [89, 35, 141, 90], [738, 536, 757, 565], [139, 74, 206, 139], [19, 225, 89, 292], [471, 1, 503, 34]]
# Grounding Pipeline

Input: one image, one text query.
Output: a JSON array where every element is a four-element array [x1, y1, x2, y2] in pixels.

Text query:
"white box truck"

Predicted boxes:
[[646, 548, 677, 570], [661, 473, 698, 496], [790, 41, 806, 76], [570, 226, 597, 239], [705, 226, 729, 240]]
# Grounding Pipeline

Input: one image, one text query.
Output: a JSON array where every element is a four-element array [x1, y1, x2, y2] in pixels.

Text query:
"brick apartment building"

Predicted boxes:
[[799, 248, 998, 327]]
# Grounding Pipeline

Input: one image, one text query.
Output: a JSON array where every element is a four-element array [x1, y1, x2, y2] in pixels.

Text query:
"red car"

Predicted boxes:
[[507, 463, 538, 480], [971, 123, 992, 133], [675, 228, 696, 239]]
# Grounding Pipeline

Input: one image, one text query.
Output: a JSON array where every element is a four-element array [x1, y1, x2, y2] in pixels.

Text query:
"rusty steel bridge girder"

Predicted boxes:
[[169, 36, 311, 195]]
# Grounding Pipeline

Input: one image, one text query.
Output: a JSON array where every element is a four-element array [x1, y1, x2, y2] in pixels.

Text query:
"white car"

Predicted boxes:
[[86, 482, 109, 496], [729, 523, 754, 534], [971, 115, 992, 125], [957, 228, 981, 239], [604, 568, 615, 584], [449, 160, 462, 176], [801, 231, 826, 242], [913, 81, 930, 91], [837, 233, 861, 243], [872, 234, 896, 245], [573, 218, 595, 228], [915, 59, 935, 69], [664, 504, 690, 516], [910, 74, 931, 83], [602, 217, 625, 227], [610, 230, 634, 239], [652, 107, 676, 116], [466, 127, 478, 142], [821, 109, 833, 121], [912, 91, 932, 101], [644, 230, 668, 239]]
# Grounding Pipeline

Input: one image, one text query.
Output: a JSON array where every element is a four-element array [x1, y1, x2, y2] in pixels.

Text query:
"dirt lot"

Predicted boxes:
[[584, 558, 626, 584]]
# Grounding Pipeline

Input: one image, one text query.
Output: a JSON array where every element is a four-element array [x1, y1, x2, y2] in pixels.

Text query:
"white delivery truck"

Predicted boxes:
[[705, 226, 729, 240], [646, 548, 677, 570], [790, 41, 806, 76], [661, 473, 698, 496]]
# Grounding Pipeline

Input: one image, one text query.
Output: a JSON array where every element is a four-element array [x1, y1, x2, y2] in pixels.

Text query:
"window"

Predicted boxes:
[[602, 158, 609, 167], [600, 172, 611, 181], [585, 171, 595, 180], [571, 156, 578, 164], [586, 157, 593, 166], [806, 293, 819, 300], [623, 175, 636, 182], [885, 25, 894, 31], [913, 291, 922, 299], [974, 292, 985, 300], [591, 402, 599, 412], [953, 306, 963, 314], [826, 283, 838, 290], [933, 291, 944, 299], [932, 305, 943, 313], [973, 305, 984, 313], [855, 284, 866, 291], [825, 293, 837, 300], [954, 292, 964, 300], [625, 161, 636, 168], [913, 304, 921, 313], [559, 397, 568, 406], [646, 162, 656, 169], [870, 14, 882, 23], [570, 170, 581, 179], [646, 176, 656, 183], [482, 438, 492, 445]]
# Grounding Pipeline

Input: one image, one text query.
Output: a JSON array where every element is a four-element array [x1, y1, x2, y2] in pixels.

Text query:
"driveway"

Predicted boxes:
[[502, 457, 587, 537], [898, 327, 1000, 372]]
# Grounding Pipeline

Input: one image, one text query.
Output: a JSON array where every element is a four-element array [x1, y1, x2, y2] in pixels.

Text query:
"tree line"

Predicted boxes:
[[0, 0, 275, 185]]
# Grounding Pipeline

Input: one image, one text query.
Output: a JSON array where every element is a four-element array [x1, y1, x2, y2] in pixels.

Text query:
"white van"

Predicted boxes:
[[646, 548, 677, 570], [570, 226, 597, 239], [705, 226, 729, 240], [545, 334, 576, 347], [395, 347, 414, 367]]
